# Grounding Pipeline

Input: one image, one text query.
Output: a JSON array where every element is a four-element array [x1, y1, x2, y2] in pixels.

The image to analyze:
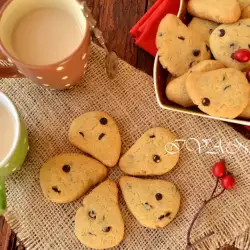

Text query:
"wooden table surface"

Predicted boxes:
[[0, 0, 245, 249]]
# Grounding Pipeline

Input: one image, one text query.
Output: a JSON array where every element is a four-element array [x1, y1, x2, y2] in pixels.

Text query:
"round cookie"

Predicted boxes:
[[75, 180, 124, 249], [188, 17, 218, 44], [209, 19, 250, 71], [187, 0, 241, 24], [120, 176, 181, 229], [242, 5, 250, 18], [40, 153, 107, 203], [166, 60, 225, 108], [69, 112, 121, 167], [186, 68, 249, 119], [156, 14, 210, 77], [119, 127, 180, 176]]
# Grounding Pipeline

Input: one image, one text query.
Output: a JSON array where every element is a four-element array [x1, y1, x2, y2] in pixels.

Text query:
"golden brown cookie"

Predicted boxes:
[[69, 112, 121, 167], [166, 60, 225, 108], [186, 68, 249, 119], [156, 14, 210, 77], [40, 153, 107, 203], [119, 127, 180, 176], [120, 176, 181, 229], [75, 180, 124, 249]]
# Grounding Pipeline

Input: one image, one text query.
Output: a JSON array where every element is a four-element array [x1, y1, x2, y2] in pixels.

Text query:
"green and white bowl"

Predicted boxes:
[[0, 91, 29, 214]]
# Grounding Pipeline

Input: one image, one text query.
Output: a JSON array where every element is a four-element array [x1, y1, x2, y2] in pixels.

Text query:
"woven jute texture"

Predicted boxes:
[[1, 44, 250, 250]]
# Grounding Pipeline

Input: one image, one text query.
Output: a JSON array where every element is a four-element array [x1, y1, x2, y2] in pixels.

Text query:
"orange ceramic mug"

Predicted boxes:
[[0, 0, 91, 90]]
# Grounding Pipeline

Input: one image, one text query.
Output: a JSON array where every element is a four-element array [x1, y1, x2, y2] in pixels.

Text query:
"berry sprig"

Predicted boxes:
[[185, 159, 235, 250]]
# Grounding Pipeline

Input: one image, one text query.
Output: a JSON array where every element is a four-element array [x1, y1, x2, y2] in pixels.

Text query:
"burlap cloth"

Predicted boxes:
[[1, 44, 250, 250]]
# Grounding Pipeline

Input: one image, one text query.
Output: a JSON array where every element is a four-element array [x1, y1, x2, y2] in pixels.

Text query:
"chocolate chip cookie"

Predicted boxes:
[[186, 68, 249, 119], [40, 153, 107, 203], [75, 180, 124, 249], [166, 60, 225, 108], [188, 17, 218, 44], [187, 0, 241, 24], [69, 112, 121, 167], [119, 127, 180, 176], [156, 14, 210, 77], [120, 176, 181, 229], [209, 19, 250, 71]]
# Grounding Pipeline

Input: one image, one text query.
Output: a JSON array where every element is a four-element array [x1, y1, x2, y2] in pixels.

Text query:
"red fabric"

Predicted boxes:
[[130, 0, 180, 56], [244, 126, 250, 130]]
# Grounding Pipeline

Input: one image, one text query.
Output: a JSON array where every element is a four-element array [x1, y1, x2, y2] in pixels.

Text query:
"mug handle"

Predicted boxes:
[[0, 51, 24, 78], [0, 177, 6, 215]]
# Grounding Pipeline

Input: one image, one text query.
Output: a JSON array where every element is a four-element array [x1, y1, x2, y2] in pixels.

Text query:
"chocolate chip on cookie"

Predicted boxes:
[[75, 180, 124, 249], [202, 98, 210, 106], [79, 132, 84, 137], [218, 29, 225, 37], [192, 49, 200, 56], [69, 112, 121, 167], [52, 186, 61, 194], [103, 226, 111, 232], [40, 154, 107, 203], [178, 36, 185, 40], [153, 155, 161, 163], [100, 117, 108, 125], [155, 193, 163, 200], [98, 133, 105, 140]]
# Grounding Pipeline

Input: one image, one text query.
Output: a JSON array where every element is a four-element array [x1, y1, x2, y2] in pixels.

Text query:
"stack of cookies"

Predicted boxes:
[[39, 112, 181, 249], [156, 0, 250, 120]]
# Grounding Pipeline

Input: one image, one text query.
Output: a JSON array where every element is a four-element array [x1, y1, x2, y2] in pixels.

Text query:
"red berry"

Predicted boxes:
[[221, 175, 235, 190], [246, 68, 250, 83], [233, 49, 250, 63], [212, 161, 226, 178]]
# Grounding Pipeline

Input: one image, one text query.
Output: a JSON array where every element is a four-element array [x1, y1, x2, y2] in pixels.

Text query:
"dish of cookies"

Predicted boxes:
[[39, 112, 181, 249], [154, 0, 250, 125]]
